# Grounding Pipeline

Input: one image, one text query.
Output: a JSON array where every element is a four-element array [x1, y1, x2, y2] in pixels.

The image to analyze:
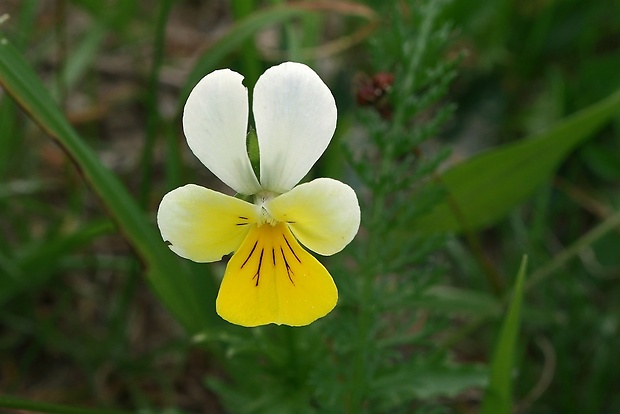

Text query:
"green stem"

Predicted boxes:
[[54, 0, 67, 107], [392, 0, 438, 126], [526, 208, 620, 289], [107, 261, 140, 355], [268, 0, 302, 62], [139, 0, 173, 208], [231, 0, 261, 87], [0, 395, 133, 414], [439, 208, 620, 350], [163, 120, 183, 191], [16, 0, 38, 48]]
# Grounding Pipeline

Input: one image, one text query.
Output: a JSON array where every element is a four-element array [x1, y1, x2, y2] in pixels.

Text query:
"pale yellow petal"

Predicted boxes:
[[265, 178, 360, 256], [157, 184, 259, 262], [216, 222, 337, 327]]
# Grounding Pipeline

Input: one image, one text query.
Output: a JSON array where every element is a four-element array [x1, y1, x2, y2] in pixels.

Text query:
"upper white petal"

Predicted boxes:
[[253, 62, 337, 193], [183, 69, 261, 195], [265, 178, 360, 256]]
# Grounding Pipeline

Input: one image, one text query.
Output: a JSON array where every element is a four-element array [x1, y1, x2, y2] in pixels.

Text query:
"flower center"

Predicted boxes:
[[254, 191, 279, 226]]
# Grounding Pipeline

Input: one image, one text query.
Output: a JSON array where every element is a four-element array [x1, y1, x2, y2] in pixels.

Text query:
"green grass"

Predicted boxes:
[[1, 0, 620, 413]]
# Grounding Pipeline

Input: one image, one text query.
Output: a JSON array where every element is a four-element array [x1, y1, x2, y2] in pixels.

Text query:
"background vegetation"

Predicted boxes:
[[1, 0, 619, 413]]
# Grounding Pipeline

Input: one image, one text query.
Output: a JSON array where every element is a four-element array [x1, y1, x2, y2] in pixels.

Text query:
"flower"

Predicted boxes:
[[157, 62, 360, 327]]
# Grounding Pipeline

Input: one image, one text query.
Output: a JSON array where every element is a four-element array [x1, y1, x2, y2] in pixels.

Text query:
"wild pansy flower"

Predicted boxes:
[[157, 62, 360, 327]]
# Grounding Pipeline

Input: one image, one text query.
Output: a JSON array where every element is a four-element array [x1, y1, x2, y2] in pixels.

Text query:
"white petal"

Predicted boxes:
[[183, 69, 261, 195], [253, 62, 337, 193], [157, 184, 260, 262], [265, 178, 360, 255]]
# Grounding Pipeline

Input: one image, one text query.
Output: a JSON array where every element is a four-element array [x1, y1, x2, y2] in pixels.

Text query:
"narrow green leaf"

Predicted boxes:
[[0, 96, 18, 175], [0, 34, 216, 334], [480, 255, 528, 414], [61, 22, 107, 89], [414, 90, 620, 232], [0, 394, 132, 414]]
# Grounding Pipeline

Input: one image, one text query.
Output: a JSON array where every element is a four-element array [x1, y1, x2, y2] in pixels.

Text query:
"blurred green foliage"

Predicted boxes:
[[1, 0, 620, 413]]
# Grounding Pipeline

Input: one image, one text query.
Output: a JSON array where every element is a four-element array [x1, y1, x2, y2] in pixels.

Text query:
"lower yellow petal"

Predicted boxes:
[[216, 222, 338, 327]]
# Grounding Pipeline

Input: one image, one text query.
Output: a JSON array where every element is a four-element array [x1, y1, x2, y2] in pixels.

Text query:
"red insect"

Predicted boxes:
[[355, 72, 394, 119]]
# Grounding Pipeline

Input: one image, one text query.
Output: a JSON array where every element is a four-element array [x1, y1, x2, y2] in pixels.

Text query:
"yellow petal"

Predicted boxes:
[[157, 184, 259, 262], [216, 222, 337, 327], [266, 178, 360, 256]]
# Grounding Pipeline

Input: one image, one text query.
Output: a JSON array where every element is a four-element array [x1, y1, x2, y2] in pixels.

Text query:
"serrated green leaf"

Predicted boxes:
[[413, 90, 620, 232]]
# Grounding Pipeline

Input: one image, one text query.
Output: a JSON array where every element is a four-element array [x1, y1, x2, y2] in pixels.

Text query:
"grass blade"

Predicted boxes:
[[480, 255, 528, 414], [0, 394, 133, 414], [0, 33, 217, 334]]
